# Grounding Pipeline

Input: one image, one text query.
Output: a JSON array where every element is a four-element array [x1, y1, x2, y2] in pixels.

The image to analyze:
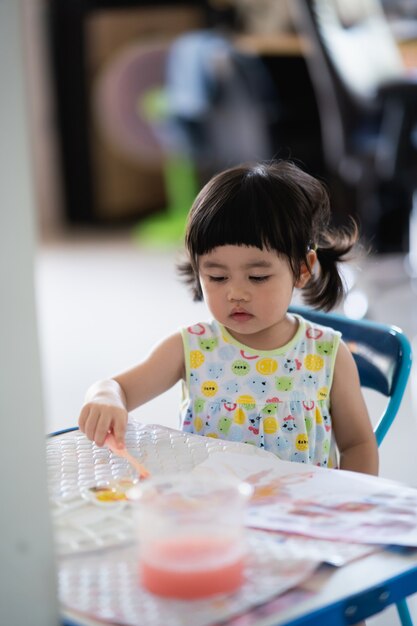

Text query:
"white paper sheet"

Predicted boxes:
[[194, 452, 417, 546]]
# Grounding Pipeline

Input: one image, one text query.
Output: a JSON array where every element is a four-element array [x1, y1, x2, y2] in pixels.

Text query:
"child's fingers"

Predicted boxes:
[[112, 416, 127, 449], [92, 413, 113, 447], [78, 404, 90, 432], [80, 407, 100, 440], [83, 411, 102, 444], [78, 403, 126, 448]]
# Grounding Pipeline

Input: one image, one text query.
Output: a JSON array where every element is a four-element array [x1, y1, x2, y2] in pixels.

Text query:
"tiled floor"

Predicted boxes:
[[36, 228, 417, 625]]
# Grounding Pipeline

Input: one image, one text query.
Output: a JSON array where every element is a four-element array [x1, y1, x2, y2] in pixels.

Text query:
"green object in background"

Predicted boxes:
[[133, 153, 199, 247], [133, 88, 199, 248]]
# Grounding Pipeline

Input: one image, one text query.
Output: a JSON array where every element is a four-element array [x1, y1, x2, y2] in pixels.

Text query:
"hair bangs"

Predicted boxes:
[[187, 178, 291, 258]]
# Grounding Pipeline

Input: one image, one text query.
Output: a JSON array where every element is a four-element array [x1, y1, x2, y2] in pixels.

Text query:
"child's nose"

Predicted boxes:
[[227, 283, 249, 302]]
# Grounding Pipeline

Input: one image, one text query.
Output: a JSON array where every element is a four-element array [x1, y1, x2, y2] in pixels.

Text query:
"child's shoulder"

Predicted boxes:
[[296, 314, 342, 343]]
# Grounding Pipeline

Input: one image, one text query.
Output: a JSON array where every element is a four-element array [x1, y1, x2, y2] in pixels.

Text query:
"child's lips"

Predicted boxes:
[[230, 310, 253, 322]]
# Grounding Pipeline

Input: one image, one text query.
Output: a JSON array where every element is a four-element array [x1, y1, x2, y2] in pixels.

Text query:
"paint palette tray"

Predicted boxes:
[[47, 422, 271, 555]]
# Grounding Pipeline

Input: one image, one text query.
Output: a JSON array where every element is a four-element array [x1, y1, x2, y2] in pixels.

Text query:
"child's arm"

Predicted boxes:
[[78, 332, 185, 447], [330, 341, 379, 475]]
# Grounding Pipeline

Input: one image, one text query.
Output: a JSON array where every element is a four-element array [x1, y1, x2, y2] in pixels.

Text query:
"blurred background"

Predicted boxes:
[[8, 0, 417, 622]]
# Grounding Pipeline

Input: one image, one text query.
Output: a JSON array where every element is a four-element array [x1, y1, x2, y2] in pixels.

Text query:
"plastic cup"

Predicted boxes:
[[130, 472, 253, 599]]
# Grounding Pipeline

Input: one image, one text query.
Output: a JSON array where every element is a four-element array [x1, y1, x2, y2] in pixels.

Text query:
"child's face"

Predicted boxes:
[[198, 245, 310, 348]]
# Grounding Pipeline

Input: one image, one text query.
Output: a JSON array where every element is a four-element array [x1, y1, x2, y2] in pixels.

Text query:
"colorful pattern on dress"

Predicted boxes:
[[180, 315, 341, 468]]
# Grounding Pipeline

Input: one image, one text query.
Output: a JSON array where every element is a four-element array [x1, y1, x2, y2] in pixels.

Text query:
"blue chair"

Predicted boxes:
[[289, 305, 413, 625]]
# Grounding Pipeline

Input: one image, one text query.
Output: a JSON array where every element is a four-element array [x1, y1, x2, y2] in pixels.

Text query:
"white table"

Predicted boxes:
[[48, 424, 417, 626]]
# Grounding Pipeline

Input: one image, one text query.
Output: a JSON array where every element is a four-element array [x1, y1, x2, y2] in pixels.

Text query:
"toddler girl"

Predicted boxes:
[[79, 160, 378, 475]]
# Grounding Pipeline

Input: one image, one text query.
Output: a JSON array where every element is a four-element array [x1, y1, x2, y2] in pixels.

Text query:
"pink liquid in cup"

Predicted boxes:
[[139, 535, 245, 599]]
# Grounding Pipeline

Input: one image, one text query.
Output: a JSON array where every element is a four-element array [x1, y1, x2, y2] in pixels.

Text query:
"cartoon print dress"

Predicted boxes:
[[180, 314, 341, 468]]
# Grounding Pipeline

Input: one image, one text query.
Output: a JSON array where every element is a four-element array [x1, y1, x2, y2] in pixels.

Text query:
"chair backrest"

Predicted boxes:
[[289, 305, 412, 445], [289, 0, 406, 174], [296, 0, 404, 98]]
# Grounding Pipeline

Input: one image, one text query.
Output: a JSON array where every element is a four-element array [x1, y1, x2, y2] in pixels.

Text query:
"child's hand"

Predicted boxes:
[[78, 402, 128, 448], [79, 379, 128, 447]]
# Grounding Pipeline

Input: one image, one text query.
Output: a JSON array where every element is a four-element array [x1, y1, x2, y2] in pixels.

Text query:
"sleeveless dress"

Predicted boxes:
[[180, 314, 341, 468]]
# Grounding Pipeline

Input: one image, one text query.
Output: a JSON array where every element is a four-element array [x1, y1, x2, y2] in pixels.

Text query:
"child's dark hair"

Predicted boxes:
[[178, 160, 358, 311]]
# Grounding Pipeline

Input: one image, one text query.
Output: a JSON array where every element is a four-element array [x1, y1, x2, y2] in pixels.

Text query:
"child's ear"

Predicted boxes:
[[295, 250, 317, 288]]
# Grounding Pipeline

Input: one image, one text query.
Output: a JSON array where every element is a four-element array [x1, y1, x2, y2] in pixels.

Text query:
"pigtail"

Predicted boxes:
[[302, 219, 359, 311], [177, 254, 203, 301]]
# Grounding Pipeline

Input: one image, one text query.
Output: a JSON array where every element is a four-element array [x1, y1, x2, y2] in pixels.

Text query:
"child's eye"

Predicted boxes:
[[208, 275, 227, 282], [250, 275, 270, 282]]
